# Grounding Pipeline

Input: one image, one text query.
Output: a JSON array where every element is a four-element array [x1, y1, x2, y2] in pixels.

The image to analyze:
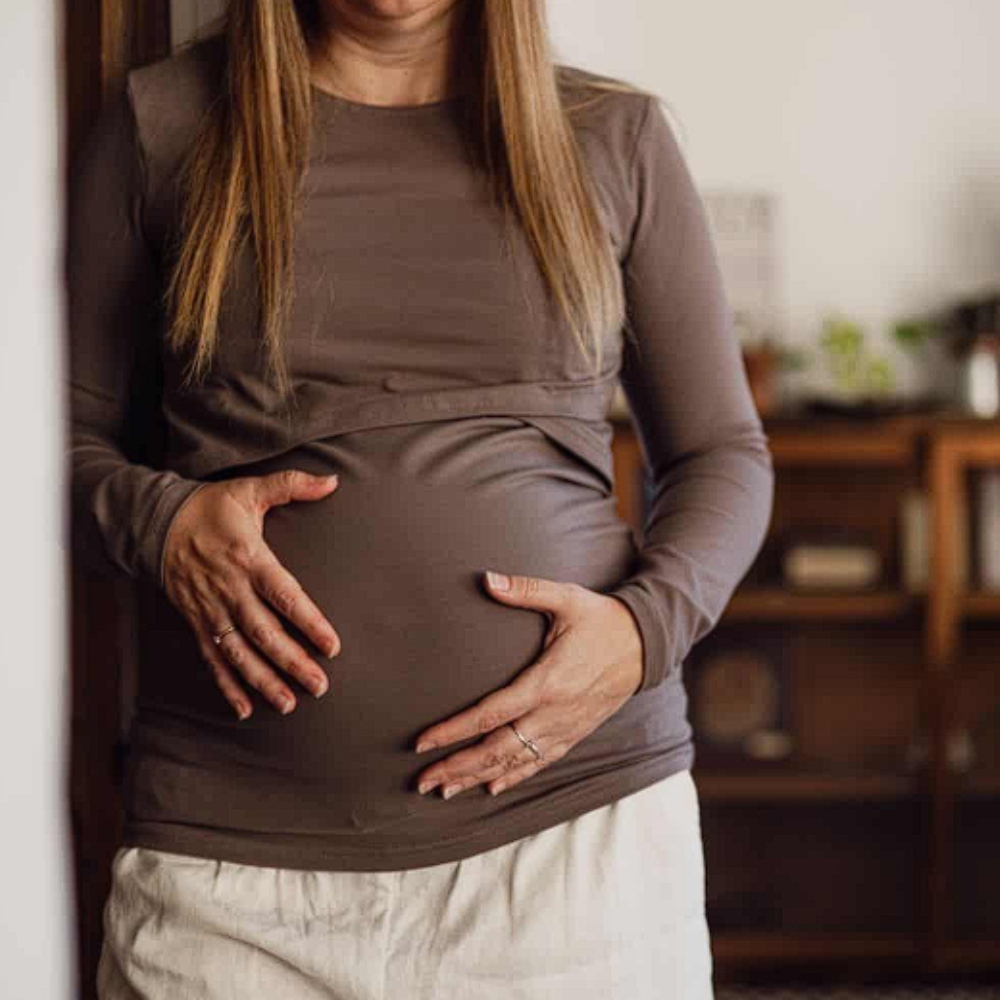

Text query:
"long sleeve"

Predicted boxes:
[[64, 81, 207, 589], [607, 96, 775, 695]]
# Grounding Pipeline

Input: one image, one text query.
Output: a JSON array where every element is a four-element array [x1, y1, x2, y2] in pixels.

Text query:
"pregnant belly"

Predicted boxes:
[[134, 417, 639, 830]]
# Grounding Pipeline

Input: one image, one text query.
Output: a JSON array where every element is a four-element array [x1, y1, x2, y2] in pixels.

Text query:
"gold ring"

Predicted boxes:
[[509, 722, 544, 761], [212, 623, 238, 645]]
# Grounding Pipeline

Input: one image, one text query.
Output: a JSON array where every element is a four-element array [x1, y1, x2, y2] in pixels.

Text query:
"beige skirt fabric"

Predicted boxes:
[[97, 769, 713, 999]]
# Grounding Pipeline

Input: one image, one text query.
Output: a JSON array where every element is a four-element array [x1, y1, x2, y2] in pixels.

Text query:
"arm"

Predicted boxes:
[[607, 95, 775, 694], [64, 80, 207, 589]]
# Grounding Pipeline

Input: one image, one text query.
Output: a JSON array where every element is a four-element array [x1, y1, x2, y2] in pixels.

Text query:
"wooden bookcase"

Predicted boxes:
[[610, 408, 1000, 982]]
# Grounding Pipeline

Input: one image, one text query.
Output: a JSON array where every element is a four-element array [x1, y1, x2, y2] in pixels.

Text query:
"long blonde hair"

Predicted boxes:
[[164, 0, 655, 406]]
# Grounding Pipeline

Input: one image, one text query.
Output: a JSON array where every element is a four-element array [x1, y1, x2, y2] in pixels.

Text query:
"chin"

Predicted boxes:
[[344, 0, 461, 20]]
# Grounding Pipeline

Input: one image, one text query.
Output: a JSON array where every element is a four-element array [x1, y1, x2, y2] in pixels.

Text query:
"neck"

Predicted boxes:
[[309, 1, 466, 107]]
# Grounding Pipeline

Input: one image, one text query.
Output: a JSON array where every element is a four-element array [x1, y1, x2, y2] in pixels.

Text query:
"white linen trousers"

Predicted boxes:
[[97, 768, 714, 999]]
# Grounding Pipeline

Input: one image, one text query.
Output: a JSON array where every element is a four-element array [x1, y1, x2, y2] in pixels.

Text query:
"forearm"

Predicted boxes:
[[68, 430, 207, 586], [609, 419, 773, 692], [604, 92, 775, 693], [65, 80, 204, 589]]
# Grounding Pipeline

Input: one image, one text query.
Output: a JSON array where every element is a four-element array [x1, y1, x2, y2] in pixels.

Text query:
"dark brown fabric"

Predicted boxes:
[[65, 36, 773, 871]]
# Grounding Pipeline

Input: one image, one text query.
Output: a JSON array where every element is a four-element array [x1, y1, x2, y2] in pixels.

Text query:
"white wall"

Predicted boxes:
[[0, 1, 75, 997], [548, 0, 1000, 395]]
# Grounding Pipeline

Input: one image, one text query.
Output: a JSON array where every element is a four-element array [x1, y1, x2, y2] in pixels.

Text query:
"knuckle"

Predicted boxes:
[[175, 592, 200, 622], [268, 681, 289, 701], [536, 664, 567, 702], [476, 709, 505, 734], [245, 672, 270, 695], [247, 670, 277, 698], [224, 642, 246, 668], [285, 656, 312, 681], [538, 680, 566, 705], [266, 583, 301, 617], [225, 537, 256, 570], [247, 620, 275, 650], [300, 660, 322, 684]]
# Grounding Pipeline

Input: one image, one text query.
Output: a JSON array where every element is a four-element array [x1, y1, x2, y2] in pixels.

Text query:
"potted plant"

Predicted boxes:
[[818, 315, 895, 401], [736, 310, 807, 416]]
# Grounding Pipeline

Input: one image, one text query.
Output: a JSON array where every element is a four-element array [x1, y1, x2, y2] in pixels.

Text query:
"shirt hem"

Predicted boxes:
[[120, 745, 694, 873]]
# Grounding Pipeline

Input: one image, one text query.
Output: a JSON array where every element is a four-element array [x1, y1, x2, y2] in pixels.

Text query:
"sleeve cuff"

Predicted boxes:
[[606, 581, 674, 695], [142, 477, 209, 591]]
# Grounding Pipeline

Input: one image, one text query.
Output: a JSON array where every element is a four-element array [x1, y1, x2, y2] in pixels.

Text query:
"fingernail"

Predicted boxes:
[[441, 784, 459, 800], [418, 780, 435, 795], [415, 740, 435, 753], [236, 704, 251, 721], [280, 696, 295, 714], [326, 641, 339, 659], [312, 677, 328, 698], [486, 570, 510, 592]]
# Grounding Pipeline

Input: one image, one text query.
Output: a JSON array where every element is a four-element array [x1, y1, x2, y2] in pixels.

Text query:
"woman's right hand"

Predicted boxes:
[[160, 469, 343, 721]]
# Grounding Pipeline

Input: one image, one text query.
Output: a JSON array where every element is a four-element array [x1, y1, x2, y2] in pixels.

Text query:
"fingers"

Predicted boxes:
[[256, 468, 339, 511], [200, 610, 300, 716], [225, 582, 331, 701], [414, 662, 543, 753], [195, 634, 253, 721], [483, 571, 582, 621], [161, 469, 344, 719], [250, 548, 341, 659], [487, 754, 551, 796], [418, 717, 566, 798]]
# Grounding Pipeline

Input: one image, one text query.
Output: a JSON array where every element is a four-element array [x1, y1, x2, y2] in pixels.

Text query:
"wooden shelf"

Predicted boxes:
[[767, 431, 917, 467], [956, 770, 1000, 798], [724, 586, 979, 623], [934, 940, 1000, 970], [724, 587, 920, 622], [609, 410, 1000, 977], [711, 931, 920, 965], [695, 767, 921, 803], [962, 589, 1000, 619]]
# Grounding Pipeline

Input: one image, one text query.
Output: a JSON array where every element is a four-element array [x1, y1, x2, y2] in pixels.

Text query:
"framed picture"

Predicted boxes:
[[687, 627, 793, 768]]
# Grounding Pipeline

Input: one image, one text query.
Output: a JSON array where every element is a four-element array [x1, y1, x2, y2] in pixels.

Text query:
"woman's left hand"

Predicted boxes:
[[413, 570, 644, 799]]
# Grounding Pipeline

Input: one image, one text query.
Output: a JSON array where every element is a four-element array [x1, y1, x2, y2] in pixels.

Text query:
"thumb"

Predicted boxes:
[[483, 570, 574, 616], [258, 469, 339, 510]]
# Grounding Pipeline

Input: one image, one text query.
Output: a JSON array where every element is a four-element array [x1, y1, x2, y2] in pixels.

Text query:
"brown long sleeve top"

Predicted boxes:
[[64, 35, 774, 871]]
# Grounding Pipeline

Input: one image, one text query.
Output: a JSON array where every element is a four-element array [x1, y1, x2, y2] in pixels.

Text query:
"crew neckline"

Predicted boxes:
[[310, 82, 463, 115]]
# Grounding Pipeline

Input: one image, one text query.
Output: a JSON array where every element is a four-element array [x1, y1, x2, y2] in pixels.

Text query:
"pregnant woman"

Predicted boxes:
[[67, 1, 774, 997]]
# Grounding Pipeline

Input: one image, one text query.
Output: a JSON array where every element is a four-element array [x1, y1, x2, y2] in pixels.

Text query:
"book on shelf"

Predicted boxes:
[[900, 487, 970, 593], [778, 526, 881, 590], [975, 467, 1000, 591]]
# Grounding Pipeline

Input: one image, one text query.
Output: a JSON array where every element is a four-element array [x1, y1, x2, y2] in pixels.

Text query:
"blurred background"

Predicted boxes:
[[5, 0, 998, 997]]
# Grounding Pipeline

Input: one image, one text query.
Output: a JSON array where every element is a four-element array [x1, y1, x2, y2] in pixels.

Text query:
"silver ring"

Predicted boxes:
[[509, 722, 544, 761], [212, 623, 238, 645]]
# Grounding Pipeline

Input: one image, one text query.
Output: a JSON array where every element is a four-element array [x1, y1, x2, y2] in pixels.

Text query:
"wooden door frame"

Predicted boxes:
[[63, 4, 171, 997]]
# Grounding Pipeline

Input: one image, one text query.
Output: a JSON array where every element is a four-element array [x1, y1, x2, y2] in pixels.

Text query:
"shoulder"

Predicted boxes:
[[124, 33, 225, 179], [555, 63, 656, 157], [127, 31, 225, 118], [554, 63, 686, 197], [554, 65, 678, 250]]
